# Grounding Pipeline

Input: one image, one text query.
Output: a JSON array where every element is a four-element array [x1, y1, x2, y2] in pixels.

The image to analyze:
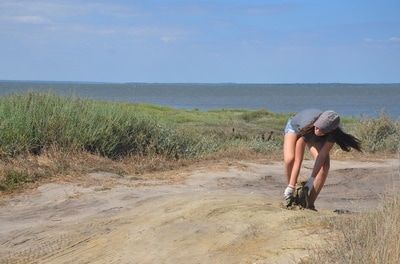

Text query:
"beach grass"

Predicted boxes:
[[0, 92, 286, 192], [304, 191, 400, 264], [0, 92, 399, 192], [0, 92, 220, 159], [0, 92, 292, 160], [355, 112, 400, 153]]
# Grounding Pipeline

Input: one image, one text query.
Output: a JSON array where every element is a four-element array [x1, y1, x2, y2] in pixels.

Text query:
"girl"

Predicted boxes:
[[283, 109, 361, 210]]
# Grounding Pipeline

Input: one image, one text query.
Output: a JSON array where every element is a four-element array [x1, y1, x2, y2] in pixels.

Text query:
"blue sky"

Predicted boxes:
[[0, 0, 399, 83]]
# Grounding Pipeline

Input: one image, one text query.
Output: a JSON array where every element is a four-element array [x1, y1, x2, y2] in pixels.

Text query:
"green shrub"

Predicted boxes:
[[354, 113, 400, 153], [0, 170, 34, 191], [0, 93, 215, 159]]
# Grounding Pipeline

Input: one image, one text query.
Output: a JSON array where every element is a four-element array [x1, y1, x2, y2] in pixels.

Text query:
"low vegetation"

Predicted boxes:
[[0, 92, 285, 192], [0, 92, 399, 192], [355, 112, 400, 153], [0, 92, 289, 160], [0, 93, 218, 159], [305, 191, 400, 264]]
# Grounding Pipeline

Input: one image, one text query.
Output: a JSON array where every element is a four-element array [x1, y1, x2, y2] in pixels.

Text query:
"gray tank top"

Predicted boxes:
[[290, 109, 322, 133], [290, 109, 335, 143]]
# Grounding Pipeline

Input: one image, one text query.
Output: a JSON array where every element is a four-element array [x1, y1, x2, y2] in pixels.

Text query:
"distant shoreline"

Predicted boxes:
[[1, 81, 399, 118], [1, 80, 400, 85]]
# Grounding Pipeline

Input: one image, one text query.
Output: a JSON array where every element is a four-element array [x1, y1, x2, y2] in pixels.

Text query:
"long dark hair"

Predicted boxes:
[[330, 128, 362, 152], [298, 125, 362, 152]]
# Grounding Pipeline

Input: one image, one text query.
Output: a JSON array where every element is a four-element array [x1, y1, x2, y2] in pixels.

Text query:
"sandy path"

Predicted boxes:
[[0, 158, 398, 264]]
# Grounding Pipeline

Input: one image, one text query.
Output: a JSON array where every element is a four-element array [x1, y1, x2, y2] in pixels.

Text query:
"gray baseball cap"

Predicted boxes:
[[314, 110, 340, 133]]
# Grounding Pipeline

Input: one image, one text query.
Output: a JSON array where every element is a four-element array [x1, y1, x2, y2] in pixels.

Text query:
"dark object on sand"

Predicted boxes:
[[285, 181, 314, 211]]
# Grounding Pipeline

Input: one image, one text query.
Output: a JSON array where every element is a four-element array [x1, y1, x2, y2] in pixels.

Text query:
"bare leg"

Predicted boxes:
[[307, 143, 330, 207], [283, 133, 297, 184]]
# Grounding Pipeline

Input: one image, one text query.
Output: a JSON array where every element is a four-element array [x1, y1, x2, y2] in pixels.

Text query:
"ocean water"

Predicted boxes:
[[0, 81, 399, 118]]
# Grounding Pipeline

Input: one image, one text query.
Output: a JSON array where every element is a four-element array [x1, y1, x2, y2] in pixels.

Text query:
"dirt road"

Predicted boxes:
[[0, 158, 398, 264]]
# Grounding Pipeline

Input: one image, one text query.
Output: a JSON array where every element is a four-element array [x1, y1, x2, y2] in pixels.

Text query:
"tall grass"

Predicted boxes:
[[354, 113, 400, 153], [306, 192, 400, 263], [0, 93, 217, 159], [1, 92, 400, 193], [1, 93, 399, 160]]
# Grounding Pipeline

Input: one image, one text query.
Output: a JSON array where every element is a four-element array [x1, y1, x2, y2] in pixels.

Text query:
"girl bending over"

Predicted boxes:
[[283, 109, 361, 210]]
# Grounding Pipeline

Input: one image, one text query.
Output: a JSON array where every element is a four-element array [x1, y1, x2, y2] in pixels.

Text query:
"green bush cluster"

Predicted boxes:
[[0, 93, 215, 159], [354, 113, 400, 153], [0, 170, 34, 191]]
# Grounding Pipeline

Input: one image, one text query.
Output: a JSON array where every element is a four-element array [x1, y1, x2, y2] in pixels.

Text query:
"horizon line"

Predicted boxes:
[[1, 79, 400, 85]]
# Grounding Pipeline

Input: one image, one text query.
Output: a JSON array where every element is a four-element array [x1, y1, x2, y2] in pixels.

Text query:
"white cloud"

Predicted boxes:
[[124, 26, 185, 42], [244, 3, 297, 15], [43, 23, 186, 42], [364, 37, 400, 44], [160, 36, 177, 43], [3, 15, 50, 25], [389, 37, 400, 43], [0, 0, 186, 42], [0, 0, 140, 20]]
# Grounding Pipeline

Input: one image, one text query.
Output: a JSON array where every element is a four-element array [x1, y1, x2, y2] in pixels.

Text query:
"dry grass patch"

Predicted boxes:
[[0, 149, 193, 194], [304, 193, 400, 264]]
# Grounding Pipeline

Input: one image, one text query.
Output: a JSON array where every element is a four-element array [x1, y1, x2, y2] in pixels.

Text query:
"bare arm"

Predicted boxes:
[[289, 137, 306, 187], [310, 141, 334, 178]]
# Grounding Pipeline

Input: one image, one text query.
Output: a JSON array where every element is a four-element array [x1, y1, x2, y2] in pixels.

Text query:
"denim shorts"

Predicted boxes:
[[284, 118, 296, 134]]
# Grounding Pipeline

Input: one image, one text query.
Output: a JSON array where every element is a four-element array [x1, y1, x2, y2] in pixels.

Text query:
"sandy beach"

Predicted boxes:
[[0, 158, 398, 263]]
